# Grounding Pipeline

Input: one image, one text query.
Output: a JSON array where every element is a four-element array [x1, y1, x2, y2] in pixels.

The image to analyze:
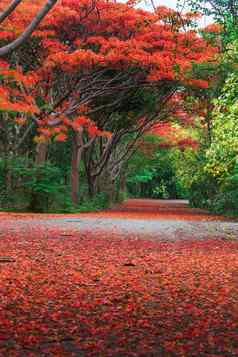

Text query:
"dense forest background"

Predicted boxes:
[[0, 0, 238, 215]]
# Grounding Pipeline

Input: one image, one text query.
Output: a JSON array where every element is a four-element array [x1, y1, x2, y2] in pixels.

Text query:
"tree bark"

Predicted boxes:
[[35, 142, 48, 165], [87, 174, 97, 198], [0, 0, 22, 25], [71, 132, 82, 206]]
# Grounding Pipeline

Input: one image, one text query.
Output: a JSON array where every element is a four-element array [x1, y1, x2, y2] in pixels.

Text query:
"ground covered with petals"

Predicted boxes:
[[0, 200, 238, 356]]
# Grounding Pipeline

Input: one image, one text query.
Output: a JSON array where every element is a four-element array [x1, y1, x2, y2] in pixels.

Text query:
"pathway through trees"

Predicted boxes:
[[0, 200, 238, 356], [1, 199, 237, 241]]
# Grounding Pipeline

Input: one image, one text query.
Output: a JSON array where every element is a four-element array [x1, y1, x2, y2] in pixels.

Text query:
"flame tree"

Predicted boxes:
[[0, 0, 218, 209]]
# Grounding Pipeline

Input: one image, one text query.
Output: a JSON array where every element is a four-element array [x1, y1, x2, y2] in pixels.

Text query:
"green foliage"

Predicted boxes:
[[116, 189, 129, 203], [184, 0, 238, 47], [170, 146, 218, 208], [0, 155, 112, 213], [151, 180, 170, 199], [127, 137, 188, 199], [79, 192, 110, 212], [172, 71, 238, 216], [210, 165, 238, 215], [55, 192, 110, 213], [189, 171, 219, 209], [201, 72, 238, 214], [206, 73, 238, 178], [129, 167, 155, 185], [0, 157, 67, 212]]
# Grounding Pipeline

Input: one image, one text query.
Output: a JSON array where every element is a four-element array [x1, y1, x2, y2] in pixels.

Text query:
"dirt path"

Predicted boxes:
[[1, 199, 237, 240], [67, 199, 238, 240], [1, 200, 238, 356]]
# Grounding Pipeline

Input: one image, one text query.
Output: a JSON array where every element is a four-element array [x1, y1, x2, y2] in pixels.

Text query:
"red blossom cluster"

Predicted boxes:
[[36, 114, 111, 143], [0, 0, 218, 143], [149, 121, 199, 151], [0, 61, 39, 116], [201, 23, 223, 33]]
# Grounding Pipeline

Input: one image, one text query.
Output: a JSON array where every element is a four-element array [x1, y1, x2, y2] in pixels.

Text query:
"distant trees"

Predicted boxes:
[[186, 0, 238, 43]]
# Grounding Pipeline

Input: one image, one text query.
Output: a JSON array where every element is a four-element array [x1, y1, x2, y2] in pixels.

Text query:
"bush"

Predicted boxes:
[[77, 192, 110, 212], [189, 171, 219, 209], [210, 165, 238, 215], [0, 158, 67, 212]]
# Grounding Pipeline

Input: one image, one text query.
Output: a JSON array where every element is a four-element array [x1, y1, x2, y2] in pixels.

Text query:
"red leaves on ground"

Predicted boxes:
[[0, 202, 238, 356], [106, 199, 232, 222]]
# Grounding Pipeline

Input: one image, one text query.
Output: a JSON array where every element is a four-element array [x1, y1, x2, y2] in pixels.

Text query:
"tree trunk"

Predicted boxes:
[[35, 142, 48, 165], [87, 174, 97, 198], [99, 169, 116, 207], [71, 133, 82, 206], [116, 167, 127, 201]]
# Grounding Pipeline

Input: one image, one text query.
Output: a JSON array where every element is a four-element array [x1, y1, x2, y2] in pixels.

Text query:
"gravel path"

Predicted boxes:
[[1, 199, 238, 241], [61, 216, 238, 240]]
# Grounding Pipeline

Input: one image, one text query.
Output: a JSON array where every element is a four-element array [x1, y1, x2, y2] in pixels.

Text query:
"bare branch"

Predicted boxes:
[[0, 0, 22, 25], [0, 0, 58, 57]]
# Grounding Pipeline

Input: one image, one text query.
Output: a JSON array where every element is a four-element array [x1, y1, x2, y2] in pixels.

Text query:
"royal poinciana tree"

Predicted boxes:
[[0, 0, 218, 208]]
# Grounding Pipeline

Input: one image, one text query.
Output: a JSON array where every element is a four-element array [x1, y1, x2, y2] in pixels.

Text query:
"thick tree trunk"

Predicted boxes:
[[71, 133, 82, 206]]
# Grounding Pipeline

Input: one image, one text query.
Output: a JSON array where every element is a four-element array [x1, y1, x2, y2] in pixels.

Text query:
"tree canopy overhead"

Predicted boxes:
[[0, 0, 222, 210]]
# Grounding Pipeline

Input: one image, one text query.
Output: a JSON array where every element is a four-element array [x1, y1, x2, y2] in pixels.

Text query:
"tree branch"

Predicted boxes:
[[0, 0, 22, 25], [0, 0, 58, 57]]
